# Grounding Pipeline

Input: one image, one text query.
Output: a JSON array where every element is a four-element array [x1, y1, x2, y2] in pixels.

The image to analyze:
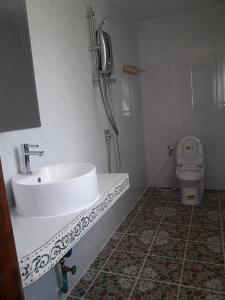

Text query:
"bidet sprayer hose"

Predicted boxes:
[[153, 149, 177, 192]]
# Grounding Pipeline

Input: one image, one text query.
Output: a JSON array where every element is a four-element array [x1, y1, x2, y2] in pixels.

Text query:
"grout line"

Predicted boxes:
[[179, 283, 225, 295], [98, 269, 138, 278], [68, 189, 224, 300], [78, 267, 225, 296], [79, 187, 154, 299], [143, 253, 225, 266], [218, 191, 225, 270], [69, 277, 225, 298], [67, 187, 153, 299], [187, 239, 222, 245], [176, 203, 194, 300], [115, 186, 153, 230], [183, 258, 224, 267], [127, 190, 174, 299], [191, 224, 221, 228], [91, 249, 225, 267], [123, 233, 187, 242]]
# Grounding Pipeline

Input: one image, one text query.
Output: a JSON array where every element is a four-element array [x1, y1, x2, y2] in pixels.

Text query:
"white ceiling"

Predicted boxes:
[[112, 0, 225, 22]]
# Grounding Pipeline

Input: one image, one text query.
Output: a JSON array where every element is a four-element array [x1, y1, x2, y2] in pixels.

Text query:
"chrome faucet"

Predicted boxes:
[[21, 144, 44, 175]]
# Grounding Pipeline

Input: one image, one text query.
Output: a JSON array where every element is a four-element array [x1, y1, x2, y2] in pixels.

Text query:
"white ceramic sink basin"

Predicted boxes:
[[12, 163, 99, 217]]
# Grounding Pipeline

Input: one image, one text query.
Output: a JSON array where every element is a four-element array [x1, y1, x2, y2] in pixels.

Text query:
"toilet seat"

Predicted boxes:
[[176, 168, 204, 181], [176, 135, 205, 205], [176, 136, 204, 168]]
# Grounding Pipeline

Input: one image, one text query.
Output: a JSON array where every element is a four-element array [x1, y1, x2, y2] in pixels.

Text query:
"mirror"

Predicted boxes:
[[0, 0, 41, 133]]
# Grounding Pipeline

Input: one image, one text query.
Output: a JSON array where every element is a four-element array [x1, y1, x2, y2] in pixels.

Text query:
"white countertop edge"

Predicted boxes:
[[16, 173, 129, 287]]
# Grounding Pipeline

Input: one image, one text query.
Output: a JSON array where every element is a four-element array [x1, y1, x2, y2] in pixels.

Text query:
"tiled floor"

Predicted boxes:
[[67, 188, 225, 299]]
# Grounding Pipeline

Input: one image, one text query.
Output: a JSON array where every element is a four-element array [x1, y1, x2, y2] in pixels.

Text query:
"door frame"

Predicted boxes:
[[0, 159, 24, 300]]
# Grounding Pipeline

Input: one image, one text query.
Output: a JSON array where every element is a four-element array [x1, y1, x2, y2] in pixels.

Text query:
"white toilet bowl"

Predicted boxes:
[[176, 136, 205, 205]]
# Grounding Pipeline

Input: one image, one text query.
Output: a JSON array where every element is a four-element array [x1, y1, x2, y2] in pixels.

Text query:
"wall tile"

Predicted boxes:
[[138, 6, 225, 189]]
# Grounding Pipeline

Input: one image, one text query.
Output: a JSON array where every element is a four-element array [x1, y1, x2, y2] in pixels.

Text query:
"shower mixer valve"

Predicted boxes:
[[104, 129, 113, 140], [168, 145, 173, 156]]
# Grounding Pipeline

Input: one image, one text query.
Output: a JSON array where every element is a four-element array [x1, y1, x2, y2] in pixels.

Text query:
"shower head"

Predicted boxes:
[[98, 16, 107, 30]]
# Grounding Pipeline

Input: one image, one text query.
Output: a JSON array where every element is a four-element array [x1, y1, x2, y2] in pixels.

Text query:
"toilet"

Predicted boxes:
[[176, 136, 205, 205]]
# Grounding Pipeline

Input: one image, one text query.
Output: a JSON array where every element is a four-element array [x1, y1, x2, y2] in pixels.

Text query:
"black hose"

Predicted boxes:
[[99, 75, 119, 135]]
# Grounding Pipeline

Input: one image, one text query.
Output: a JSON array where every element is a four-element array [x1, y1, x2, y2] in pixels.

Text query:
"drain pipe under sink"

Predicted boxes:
[[59, 249, 77, 294]]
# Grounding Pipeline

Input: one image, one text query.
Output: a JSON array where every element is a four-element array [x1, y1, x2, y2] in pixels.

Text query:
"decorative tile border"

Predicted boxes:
[[19, 175, 129, 287]]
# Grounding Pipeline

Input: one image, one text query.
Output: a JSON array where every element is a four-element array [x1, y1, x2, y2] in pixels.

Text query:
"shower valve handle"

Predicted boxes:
[[168, 145, 173, 156], [61, 265, 76, 275]]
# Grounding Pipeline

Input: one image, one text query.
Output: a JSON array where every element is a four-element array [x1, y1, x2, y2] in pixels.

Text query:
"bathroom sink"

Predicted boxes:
[[12, 163, 99, 217]]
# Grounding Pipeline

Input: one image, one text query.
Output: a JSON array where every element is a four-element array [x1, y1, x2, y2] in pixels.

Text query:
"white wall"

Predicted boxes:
[[0, 0, 146, 205], [0, 0, 147, 298], [138, 6, 225, 189]]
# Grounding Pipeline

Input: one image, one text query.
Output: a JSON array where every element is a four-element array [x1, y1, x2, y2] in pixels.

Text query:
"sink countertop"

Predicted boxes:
[[11, 173, 129, 287]]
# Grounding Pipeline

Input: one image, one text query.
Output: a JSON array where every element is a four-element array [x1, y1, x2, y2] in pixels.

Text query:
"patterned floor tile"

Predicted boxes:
[[186, 241, 224, 264], [125, 209, 139, 223], [148, 193, 170, 203], [147, 193, 162, 200], [189, 226, 222, 244], [67, 188, 225, 300], [191, 214, 221, 228], [140, 255, 183, 284], [133, 199, 146, 210], [141, 206, 166, 217], [204, 190, 218, 201], [170, 190, 182, 200], [157, 223, 189, 240], [162, 211, 191, 225], [116, 210, 137, 228], [135, 210, 163, 223], [117, 218, 132, 233], [221, 211, 225, 227], [166, 203, 192, 214], [152, 189, 172, 197], [69, 270, 97, 298], [220, 190, 225, 199], [142, 195, 168, 207], [142, 187, 152, 197], [205, 211, 220, 223], [89, 249, 111, 271], [182, 261, 225, 292], [151, 188, 170, 197], [127, 220, 159, 236], [202, 201, 220, 209], [131, 279, 178, 300], [193, 205, 220, 216], [202, 195, 219, 208], [170, 196, 181, 203], [103, 250, 145, 276], [150, 238, 186, 259], [84, 272, 135, 300], [178, 286, 225, 299], [117, 234, 153, 254], [104, 232, 123, 250]]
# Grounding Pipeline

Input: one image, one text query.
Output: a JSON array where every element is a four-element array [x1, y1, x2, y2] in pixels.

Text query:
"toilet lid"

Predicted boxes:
[[176, 136, 204, 165]]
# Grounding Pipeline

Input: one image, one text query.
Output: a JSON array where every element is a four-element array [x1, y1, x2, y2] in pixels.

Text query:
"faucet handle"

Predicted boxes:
[[27, 144, 39, 148], [22, 143, 39, 152]]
